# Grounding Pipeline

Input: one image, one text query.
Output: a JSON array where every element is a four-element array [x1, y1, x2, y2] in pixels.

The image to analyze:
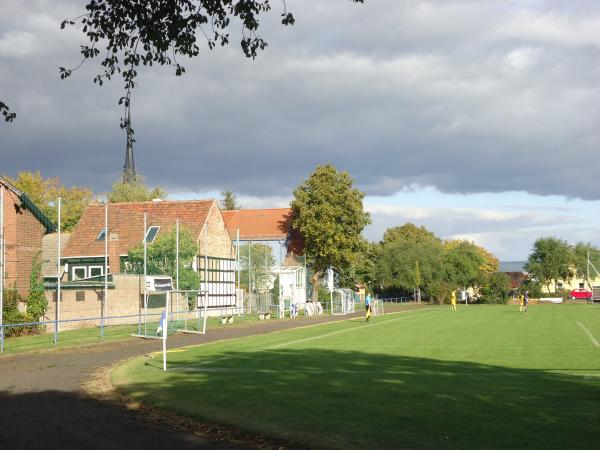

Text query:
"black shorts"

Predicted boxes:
[[366, 304, 371, 312]]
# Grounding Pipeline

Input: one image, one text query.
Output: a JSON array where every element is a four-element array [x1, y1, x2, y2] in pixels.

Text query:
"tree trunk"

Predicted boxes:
[[311, 270, 322, 303]]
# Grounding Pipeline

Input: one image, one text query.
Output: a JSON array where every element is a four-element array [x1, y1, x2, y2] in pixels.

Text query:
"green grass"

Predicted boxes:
[[1, 312, 307, 354], [112, 304, 600, 449]]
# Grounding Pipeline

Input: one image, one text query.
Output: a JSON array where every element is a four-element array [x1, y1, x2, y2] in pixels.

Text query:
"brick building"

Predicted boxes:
[[0, 177, 56, 298], [44, 199, 236, 330]]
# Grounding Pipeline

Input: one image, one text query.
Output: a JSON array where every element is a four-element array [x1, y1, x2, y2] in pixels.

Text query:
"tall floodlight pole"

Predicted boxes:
[[204, 221, 208, 308], [587, 249, 590, 289], [102, 202, 108, 338], [0, 185, 4, 352], [176, 219, 179, 291], [54, 197, 61, 346], [248, 241, 252, 312], [143, 213, 147, 335], [236, 229, 240, 310]]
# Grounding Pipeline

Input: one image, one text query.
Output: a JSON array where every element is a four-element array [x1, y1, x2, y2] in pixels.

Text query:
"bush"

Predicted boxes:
[[2, 287, 29, 337], [479, 272, 510, 304]]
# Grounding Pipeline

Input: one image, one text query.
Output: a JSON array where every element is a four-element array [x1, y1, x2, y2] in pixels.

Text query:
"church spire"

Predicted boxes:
[[123, 103, 136, 183]]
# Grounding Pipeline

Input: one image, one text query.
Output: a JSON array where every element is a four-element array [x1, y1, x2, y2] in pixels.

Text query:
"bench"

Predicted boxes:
[[259, 312, 271, 320], [220, 315, 234, 324]]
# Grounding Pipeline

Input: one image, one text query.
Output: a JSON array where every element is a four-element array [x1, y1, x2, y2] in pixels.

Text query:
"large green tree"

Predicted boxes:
[[525, 237, 574, 292], [4, 171, 94, 232], [291, 165, 370, 301], [125, 225, 199, 292]]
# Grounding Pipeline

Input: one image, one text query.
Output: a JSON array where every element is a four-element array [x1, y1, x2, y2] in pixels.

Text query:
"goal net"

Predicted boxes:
[[332, 288, 356, 315], [371, 299, 385, 316]]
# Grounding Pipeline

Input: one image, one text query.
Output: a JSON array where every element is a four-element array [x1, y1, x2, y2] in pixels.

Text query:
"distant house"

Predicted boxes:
[[44, 199, 236, 329], [499, 261, 528, 290], [222, 208, 306, 307], [0, 177, 56, 298], [221, 208, 303, 264]]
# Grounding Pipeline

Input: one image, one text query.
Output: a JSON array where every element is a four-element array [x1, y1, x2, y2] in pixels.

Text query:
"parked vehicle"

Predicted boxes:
[[569, 288, 592, 300]]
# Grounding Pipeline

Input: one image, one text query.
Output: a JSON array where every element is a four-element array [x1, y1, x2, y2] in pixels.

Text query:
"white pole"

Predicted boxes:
[[0, 185, 4, 352], [55, 197, 61, 342], [176, 219, 179, 291], [143, 212, 147, 335], [204, 221, 208, 308], [163, 291, 169, 371], [102, 202, 108, 337]]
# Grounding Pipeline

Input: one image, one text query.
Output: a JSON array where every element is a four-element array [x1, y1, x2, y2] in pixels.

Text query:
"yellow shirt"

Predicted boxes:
[[451, 292, 457, 304]]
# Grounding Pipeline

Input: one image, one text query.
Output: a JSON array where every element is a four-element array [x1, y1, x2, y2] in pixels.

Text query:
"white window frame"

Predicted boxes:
[[144, 225, 160, 243], [89, 266, 104, 277], [72, 266, 87, 280]]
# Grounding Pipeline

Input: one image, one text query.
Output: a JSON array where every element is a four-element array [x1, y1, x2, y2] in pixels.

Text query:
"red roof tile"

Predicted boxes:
[[222, 208, 294, 240], [62, 200, 214, 257]]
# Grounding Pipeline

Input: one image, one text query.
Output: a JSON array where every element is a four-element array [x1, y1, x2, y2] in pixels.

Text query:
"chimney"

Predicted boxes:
[[108, 233, 121, 274]]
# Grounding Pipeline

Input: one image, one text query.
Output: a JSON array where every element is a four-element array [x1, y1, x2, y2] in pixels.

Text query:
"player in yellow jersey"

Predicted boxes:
[[519, 294, 524, 313], [451, 290, 457, 311]]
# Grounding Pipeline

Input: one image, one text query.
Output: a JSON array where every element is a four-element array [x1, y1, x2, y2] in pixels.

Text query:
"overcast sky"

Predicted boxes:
[[2, 0, 600, 260]]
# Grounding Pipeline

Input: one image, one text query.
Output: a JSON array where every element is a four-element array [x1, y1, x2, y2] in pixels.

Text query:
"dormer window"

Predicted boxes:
[[145, 226, 160, 243], [96, 229, 106, 241]]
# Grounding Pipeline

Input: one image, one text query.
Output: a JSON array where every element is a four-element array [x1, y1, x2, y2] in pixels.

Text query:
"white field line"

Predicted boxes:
[[267, 312, 432, 349], [576, 321, 600, 348], [186, 309, 439, 366]]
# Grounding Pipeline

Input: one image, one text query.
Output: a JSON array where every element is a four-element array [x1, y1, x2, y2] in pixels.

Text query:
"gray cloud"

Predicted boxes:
[[2, 0, 600, 201]]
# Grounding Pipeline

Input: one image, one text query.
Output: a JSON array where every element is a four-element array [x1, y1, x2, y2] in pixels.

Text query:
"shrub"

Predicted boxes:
[[479, 272, 510, 304]]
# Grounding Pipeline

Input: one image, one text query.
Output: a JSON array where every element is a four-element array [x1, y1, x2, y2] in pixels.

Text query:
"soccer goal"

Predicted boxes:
[[371, 298, 385, 316], [332, 288, 356, 315], [132, 276, 209, 339]]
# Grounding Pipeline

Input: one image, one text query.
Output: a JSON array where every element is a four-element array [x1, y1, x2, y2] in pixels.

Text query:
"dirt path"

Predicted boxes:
[[0, 306, 418, 449]]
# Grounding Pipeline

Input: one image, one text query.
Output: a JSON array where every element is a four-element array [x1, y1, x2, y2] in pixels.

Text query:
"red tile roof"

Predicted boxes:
[[221, 208, 294, 240], [62, 200, 215, 257]]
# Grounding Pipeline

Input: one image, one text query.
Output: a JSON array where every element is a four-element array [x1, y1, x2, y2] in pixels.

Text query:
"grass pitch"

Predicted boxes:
[[112, 305, 600, 449]]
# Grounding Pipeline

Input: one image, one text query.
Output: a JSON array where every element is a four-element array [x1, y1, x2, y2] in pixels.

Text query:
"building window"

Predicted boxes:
[[76, 291, 85, 302], [89, 266, 103, 278], [296, 269, 304, 287], [145, 226, 160, 243], [72, 266, 87, 280], [579, 282, 585, 289], [96, 229, 106, 241], [557, 282, 563, 289]]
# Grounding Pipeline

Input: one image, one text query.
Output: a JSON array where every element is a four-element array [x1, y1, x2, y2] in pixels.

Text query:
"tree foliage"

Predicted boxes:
[[290, 165, 370, 300], [61, 0, 364, 130], [1, 100, 16, 123], [4, 171, 94, 232], [27, 251, 48, 322], [374, 224, 501, 304], [525, 237, 574, 292], [125, 225, 199, 291], [239, 242, 275, 291], [108, 174, 166, 203], [382, 223, 439, 245], [220, 190, 240, 210], [479, 272, 511, 304], [571, 242, 600, 286]]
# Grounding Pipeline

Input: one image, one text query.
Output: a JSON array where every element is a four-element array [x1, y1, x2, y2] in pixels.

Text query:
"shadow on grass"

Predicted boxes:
[[117, 348, 600, 450], [0, 389, 244, 450]]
